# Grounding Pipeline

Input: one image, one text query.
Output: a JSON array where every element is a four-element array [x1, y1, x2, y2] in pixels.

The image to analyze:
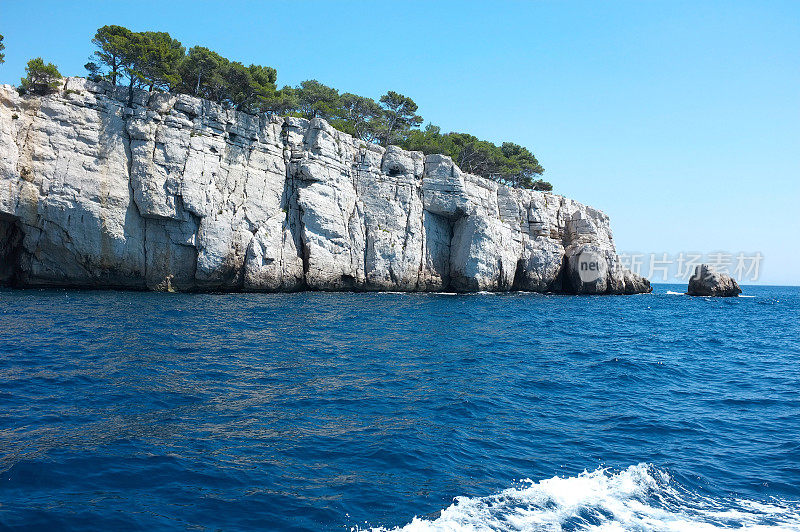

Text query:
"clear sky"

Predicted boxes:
[[1, 0, 798, 284]]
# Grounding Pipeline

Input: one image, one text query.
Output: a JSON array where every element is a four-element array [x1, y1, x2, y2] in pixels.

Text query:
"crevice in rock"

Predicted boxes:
[[279, 130, 308, 287], [554, 197, 566, 244], [496, 257, 506, 291], [120, 111, 148, 283], [441, 218, 454, 292], [0, 215, 24, 286], [182, 200, 203, 285], [553, 254, 572, 294], [401, 199, 414, 266], [362, 219, 370, 287]]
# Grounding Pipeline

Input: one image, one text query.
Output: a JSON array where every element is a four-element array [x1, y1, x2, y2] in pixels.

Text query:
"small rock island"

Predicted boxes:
[[687, 264, 742, 297]]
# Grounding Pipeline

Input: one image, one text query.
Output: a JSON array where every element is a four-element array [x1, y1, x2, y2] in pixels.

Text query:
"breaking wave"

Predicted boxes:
[[375, 464, 800, 531]]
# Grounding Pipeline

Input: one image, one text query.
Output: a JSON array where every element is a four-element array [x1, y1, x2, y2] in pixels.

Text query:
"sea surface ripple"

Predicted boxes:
[[0, 285, 798, 530]]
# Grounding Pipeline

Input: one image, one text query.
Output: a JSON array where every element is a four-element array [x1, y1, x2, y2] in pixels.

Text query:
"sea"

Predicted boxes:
[[0, 284, 798, 530]]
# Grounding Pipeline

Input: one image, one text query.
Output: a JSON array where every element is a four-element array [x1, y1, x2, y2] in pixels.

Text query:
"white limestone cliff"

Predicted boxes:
[[0, 78, 650, 294]]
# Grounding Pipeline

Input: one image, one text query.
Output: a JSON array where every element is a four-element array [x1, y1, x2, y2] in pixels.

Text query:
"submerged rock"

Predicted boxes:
[[0, 78, 650, 294], [687, 264, 742, 297]]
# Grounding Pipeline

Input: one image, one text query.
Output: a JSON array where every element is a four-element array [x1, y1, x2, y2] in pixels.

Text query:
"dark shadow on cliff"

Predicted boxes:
[[0, 215, 24, 287]]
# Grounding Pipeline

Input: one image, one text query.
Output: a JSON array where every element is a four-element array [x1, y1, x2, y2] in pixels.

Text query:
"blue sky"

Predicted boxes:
[[1, 0, 798, 284]]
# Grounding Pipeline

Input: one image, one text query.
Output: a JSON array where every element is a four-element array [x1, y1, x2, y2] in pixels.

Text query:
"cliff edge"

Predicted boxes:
[[0, 78, 650, 294]]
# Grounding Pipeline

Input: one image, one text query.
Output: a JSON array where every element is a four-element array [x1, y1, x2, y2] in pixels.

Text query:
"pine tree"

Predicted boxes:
[[20, 58, 62, 95]]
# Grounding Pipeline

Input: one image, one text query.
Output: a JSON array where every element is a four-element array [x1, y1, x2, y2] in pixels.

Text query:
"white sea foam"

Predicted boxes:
[[370, 464, 800, 531], [665, 291, 757, 299]]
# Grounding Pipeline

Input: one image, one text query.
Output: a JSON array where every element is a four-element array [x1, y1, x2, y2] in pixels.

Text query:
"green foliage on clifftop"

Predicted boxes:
[[15, 25, 552, 190], [20, 58, 62, 95], [403, 125, 548, 190]]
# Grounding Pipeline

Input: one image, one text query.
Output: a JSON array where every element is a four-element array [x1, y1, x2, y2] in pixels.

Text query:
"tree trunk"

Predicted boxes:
[[127, 75, 135, 107], [383, 115, 398, 147], [111, 56, 119, 85]]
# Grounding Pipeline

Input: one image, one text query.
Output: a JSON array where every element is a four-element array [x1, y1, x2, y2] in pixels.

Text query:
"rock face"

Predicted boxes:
[[0, 78, 651, 294], [687, 264, 742, 297]]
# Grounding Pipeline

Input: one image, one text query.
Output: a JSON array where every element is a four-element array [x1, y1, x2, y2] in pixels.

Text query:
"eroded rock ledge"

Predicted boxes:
[[0, 78, 650, 294]]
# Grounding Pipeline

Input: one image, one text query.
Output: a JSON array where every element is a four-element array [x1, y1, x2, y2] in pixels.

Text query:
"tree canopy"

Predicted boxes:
[[20, 58, 62, 95], [176, 46, 226, 100], [86, 25, 131, 85], [137, 31, 185, 91], [402, 125, 549, 189], [86, 26, 276, 108], [261, 85, 299, 117], [331, 93, 383, 143], [296, 79, 340, 119], [377, 91, 423, 147], [0, 34, 5, 64], [74, 24, 551, 190], [223, 62, 277, 112]]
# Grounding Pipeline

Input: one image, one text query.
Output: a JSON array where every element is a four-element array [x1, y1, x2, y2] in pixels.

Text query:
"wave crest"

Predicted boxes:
[[374, 464, 800, 531]]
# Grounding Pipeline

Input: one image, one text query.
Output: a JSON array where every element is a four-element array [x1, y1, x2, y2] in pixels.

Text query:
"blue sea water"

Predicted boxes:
[[0, 284, 798, 531]]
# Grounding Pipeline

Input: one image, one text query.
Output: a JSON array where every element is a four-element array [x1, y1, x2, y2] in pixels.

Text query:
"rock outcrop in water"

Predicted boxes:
[[0, 78, 651, 294], [687, 264, 741, 297]]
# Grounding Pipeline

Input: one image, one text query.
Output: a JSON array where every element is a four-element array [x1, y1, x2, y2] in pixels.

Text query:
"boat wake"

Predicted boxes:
[[373, 464, 800, 531]]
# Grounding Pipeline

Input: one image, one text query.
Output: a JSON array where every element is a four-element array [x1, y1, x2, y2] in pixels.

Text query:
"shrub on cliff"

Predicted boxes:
[[20, 58, 62, 95]]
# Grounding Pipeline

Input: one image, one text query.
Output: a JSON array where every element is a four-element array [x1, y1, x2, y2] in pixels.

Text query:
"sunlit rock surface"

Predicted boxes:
[[0, 78, 650, 294], [687, 264, 741, 297]]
